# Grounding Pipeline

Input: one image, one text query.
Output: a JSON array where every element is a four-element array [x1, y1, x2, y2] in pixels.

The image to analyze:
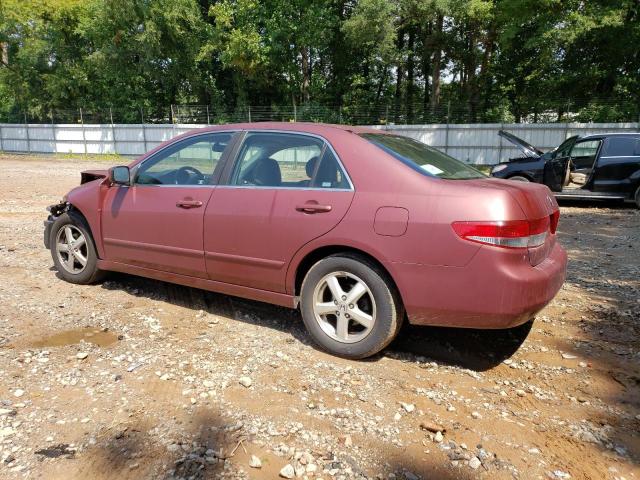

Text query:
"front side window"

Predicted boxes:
[[552, 136, 578, 159], [135, 133, 233, 185], [360, 133, 485, 180], [570, 140, 600, 159], [230, 132, 349, 188]]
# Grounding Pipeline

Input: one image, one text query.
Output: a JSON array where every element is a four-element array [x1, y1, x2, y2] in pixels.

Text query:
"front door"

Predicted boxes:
[[204, 131, 355, 293], [543, 136, 578, 192], [101, 132, 235, 278]]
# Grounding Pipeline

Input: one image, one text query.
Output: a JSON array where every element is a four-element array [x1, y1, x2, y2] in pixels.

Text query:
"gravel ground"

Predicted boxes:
[[0, 154, 639, 480]]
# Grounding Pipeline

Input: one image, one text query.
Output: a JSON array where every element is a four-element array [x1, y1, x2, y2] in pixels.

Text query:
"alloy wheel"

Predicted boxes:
[[312, 271, 376, 343], [55, 225, 88, 274]]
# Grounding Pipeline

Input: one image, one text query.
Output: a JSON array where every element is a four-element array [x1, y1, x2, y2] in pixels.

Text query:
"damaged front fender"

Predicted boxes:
[[44, 200, 70, 249]]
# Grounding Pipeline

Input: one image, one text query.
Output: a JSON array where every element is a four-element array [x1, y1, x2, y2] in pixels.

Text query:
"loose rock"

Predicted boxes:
[[249, 455, 262, 468], [279, 464, 295, 478]]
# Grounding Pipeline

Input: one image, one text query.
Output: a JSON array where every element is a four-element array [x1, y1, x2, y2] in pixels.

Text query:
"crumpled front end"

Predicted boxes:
[[43, 200, 69, 249]]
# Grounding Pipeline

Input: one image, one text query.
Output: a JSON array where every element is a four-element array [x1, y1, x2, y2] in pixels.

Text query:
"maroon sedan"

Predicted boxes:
[[44, 123, 567, 358]]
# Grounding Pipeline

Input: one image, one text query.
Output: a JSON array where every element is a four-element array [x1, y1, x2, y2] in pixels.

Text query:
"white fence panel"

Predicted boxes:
[[0, 121, 637, 164]]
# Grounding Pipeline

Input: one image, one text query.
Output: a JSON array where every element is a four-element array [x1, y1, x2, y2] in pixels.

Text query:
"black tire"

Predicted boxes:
[[50, 212, 105, 284], [508, 175, 530, 182], [635, 186, 640, 209], [300, 254, 403, 359]]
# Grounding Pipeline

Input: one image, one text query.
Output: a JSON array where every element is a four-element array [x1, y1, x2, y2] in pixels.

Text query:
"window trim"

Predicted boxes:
[[131, 130, 240, 188], [218, 130, 354, 191]]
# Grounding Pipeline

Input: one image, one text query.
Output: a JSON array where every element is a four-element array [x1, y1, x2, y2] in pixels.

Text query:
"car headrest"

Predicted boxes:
[[315, 155, 338, 185], [305, 156, 320, 178], [253, 158, 281, 186]]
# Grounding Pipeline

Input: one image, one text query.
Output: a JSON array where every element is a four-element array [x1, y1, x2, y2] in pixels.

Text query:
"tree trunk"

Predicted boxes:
[[394, 29, 405, 123], [300, 47, 310, 104], [406, 29, 415, 124], [421, 22, 432, 122], [0, 42, 8, 65], [375, 66, 388, 104], [473, 23, 496, 122], [430, 14, 443, 116], [480, 24, 497, 118], [466, 30, 477, 123]]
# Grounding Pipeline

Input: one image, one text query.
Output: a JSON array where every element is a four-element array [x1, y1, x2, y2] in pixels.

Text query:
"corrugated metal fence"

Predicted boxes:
[[0, 122, 638, 165]]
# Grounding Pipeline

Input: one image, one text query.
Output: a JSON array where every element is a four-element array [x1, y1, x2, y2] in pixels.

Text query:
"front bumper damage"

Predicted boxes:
[[44, 201, 69, 249]]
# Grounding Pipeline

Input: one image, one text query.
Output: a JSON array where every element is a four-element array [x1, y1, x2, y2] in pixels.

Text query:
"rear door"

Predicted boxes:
[[543, 136, 578, 191], [101, 132, 235, 278], [592, 136, 640, 194], [203, 131, 354, 293]]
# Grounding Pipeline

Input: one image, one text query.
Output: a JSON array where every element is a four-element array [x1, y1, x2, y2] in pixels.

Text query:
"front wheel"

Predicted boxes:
[[50, 212, 105, 284], [300, 254, 403, 359]]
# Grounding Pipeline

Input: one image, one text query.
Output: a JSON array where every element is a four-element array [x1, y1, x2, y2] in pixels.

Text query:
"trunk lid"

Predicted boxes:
[[464, 178, 559, 266]]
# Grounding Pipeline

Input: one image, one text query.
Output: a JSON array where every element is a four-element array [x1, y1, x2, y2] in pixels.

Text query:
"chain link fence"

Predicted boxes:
[[1, 97, 639, 125]]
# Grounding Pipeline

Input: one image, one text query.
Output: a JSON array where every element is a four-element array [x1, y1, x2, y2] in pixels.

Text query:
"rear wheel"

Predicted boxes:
[[508, 175, 530, 182], [50, 212, 105, 284], [635, 186, 640, 209], [300, 254, 403, 359]]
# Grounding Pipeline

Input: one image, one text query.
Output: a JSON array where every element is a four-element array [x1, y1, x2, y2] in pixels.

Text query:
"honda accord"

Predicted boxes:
[[44, 123, 567, 358]]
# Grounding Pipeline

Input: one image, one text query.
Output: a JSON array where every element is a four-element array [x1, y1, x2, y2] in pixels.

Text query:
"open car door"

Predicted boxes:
[[543, 136, 579, 192]]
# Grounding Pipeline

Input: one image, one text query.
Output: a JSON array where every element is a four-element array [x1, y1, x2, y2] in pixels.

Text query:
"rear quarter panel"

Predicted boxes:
[[286, 132, 524, 294]]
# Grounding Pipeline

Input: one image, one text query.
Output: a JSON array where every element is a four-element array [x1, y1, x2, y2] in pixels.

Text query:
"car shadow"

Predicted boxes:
[[100, 273, 529, 372], [385, 320, 532, 371]]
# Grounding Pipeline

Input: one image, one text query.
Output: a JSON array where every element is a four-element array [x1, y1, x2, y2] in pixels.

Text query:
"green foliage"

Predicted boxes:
[[0, 0, 638, 123]]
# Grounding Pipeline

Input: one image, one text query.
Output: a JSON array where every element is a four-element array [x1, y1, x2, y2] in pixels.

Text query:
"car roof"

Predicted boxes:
[[579, 132, 640, 140], [195, 122, 386, 136]]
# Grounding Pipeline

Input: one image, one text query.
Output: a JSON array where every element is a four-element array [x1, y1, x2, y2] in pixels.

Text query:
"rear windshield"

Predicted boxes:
[[361, 133, 486, 180]]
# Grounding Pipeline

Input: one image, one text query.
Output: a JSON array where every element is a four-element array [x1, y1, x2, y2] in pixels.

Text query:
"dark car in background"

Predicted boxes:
[[490, 131, 640, 207]]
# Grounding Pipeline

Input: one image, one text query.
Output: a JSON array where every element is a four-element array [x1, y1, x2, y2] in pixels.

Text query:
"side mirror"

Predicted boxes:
[[109, 166, 130, 186]]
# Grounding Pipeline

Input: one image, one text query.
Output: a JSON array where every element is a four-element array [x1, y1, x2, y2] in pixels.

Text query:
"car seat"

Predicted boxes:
[[569, 172, 587, 185], [296, 156, 320, 187], [245, 158, 282, 186]]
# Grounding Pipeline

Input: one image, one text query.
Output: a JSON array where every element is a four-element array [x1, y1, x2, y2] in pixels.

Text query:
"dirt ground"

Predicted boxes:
[[0, 154, 638, 480]]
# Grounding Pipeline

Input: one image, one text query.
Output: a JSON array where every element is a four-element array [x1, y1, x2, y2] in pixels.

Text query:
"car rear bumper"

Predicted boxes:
[[396, 241, 567, 329]]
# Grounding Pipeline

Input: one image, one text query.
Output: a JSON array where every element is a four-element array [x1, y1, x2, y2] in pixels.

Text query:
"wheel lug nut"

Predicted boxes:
[[348, 304, 354, 309], [334, 300, 338, 305], [335, 311, 340, 316], [345, 314, 350, 319], [341, 295, 346, 300]]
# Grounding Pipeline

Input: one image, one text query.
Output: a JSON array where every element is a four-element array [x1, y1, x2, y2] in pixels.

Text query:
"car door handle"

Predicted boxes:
[[176, 200, 203, 209], [295, 203, 332, 214]]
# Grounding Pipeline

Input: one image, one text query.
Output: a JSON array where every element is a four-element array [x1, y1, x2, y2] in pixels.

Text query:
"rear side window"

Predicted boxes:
[[310, 149, 350, 189], [360, 133, 485, 180], [601, 137, 640, 157], [229, 132, 350, 189]]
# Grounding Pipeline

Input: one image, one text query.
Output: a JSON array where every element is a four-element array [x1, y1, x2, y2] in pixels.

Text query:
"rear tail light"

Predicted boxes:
[[550, 210, 560, 234], [452, 214, 556, 249]]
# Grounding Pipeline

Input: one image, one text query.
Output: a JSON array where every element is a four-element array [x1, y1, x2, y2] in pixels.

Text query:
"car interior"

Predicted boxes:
[[563, 139, 601, 190], [233, 134, 350, 189], [135, 134, 232, 185]]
